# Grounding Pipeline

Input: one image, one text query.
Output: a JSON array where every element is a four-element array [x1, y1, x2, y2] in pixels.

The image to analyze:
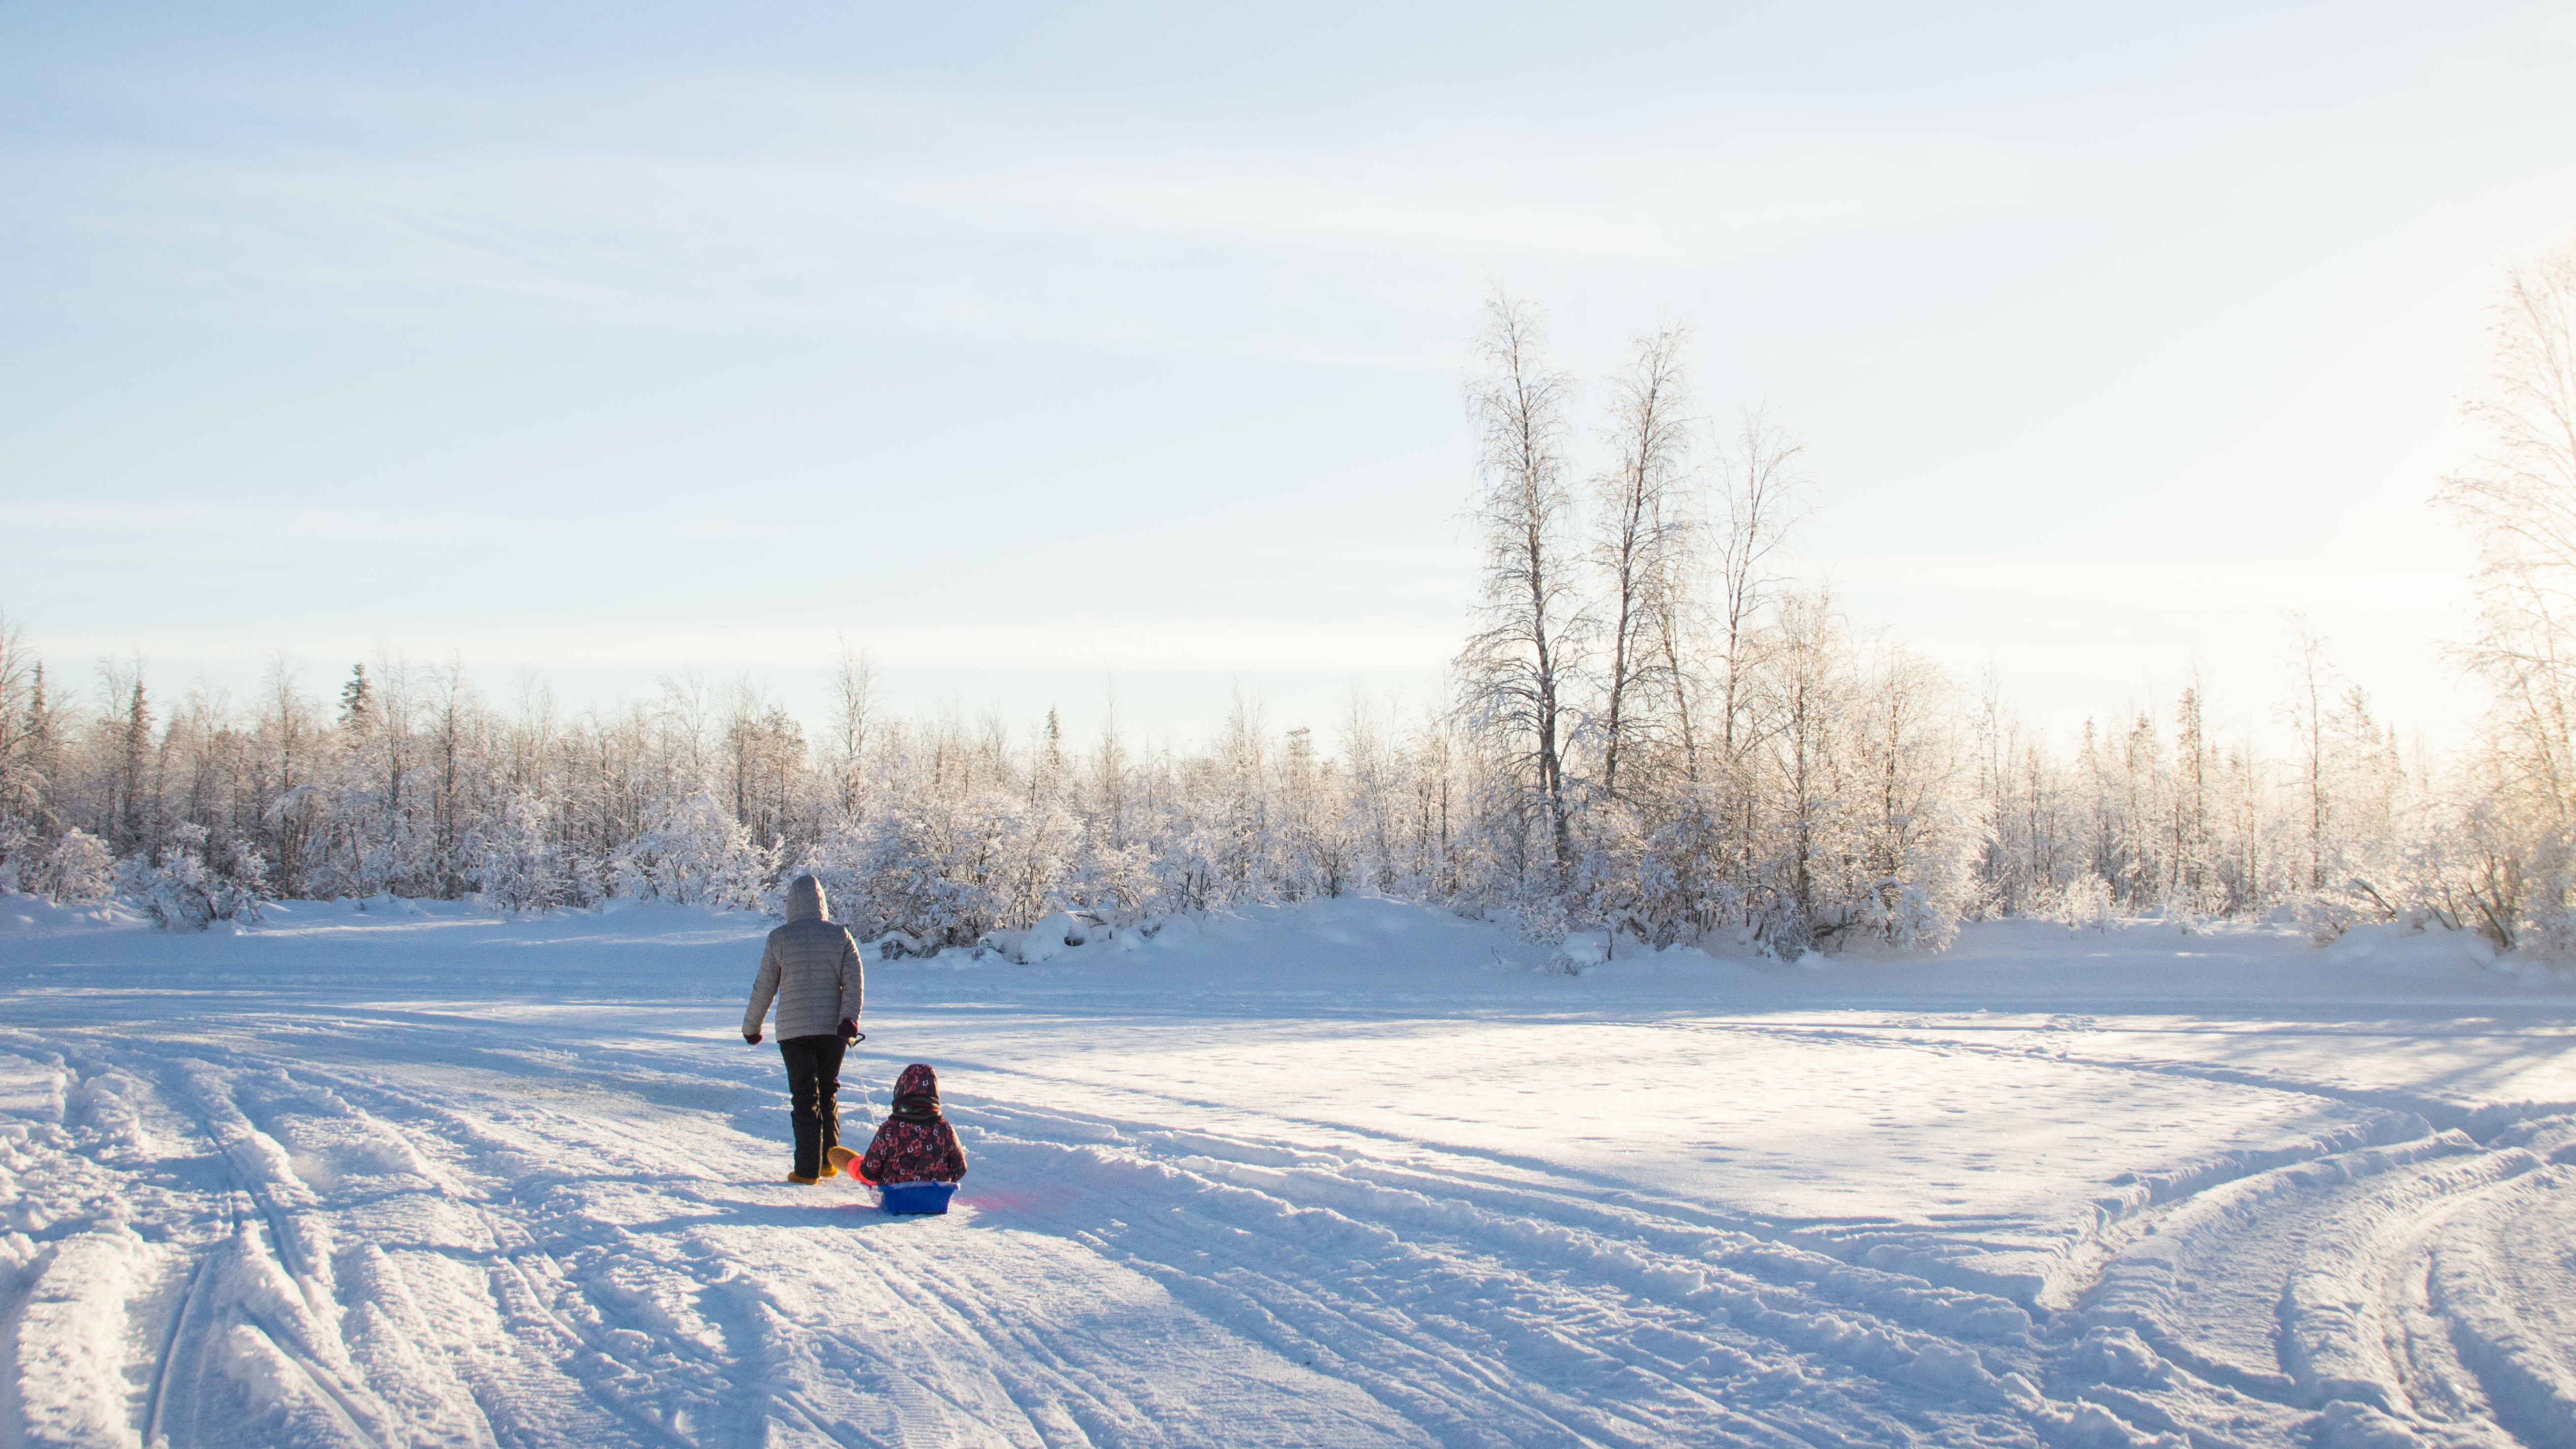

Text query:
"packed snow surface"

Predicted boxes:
[[2, 896, 2574, 1448]]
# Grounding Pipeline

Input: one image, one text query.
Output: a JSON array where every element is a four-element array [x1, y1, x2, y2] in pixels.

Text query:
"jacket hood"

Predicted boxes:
[[890, 1062, 942, 1121], [785, 875, 826, 922]]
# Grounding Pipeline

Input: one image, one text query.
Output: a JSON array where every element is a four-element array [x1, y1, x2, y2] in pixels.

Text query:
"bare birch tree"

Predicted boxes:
[[428, 654, 478, 894], [2437, 238, 2576, 831], [1457, 288, 1583, 877], [1712, 407, 1811, 762], [1094, 675, 1130, 851], [2284, 618, 2334, 891], [0, 610, 45, 821], [1758, 588, 1846, 950], [828, 638, 877, 821], [1340, 687, 1399, 890], [1592, 324, 1696, 798]]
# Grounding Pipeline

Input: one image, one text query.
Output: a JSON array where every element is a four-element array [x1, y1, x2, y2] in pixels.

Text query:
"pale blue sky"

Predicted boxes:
[[6, 2, 2572, 744]]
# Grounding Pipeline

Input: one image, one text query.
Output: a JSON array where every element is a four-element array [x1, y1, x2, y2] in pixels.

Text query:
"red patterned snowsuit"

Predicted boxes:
[[858, 1063, 969, 1185]]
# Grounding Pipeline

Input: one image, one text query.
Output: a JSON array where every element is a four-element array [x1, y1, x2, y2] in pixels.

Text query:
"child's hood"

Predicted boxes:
[[891, 1063, 943, 1121]]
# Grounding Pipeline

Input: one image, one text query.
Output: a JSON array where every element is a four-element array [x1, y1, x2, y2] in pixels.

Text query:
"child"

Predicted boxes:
[[832, 1063, 968, 1186]]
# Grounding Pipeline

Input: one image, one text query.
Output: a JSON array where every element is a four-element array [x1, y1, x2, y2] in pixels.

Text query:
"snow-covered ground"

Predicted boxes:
[[2, 897, 2573, 1448]]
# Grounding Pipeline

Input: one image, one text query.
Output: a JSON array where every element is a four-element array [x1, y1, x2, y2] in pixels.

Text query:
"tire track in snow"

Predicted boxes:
[[2072, 1114, 2576, 1446], [29, 1028, 1402, 1446], [257, 1058, 779, 1444], [2426, 1162, 2576, 1449], [234, 1041, 1094, 1447], [1756, 1015, 2576, 1443], [131, 1044, 671, 1447], [1626, 1018, 2481, 1304], [959, 1067, 2573, 1449], [938, 1016, 2464, 1318], [208, 1058, 748, 1446], [972, 1104, 1793, 1446], [931, 1054, 2118, 1442], [2278, 1145, 2546, 1416], [296, 1031, 1710, 1433], [247, 1038, 1401, 1444], [978, 1091, 2040, 1351], [140, 1184, 233, 1449], [145, 1038, 743, 1435], [961, 1094, 2051, 1447]]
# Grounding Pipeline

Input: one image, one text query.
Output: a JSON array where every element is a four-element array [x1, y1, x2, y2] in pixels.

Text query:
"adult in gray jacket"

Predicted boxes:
[[743, 875, 864, 1184]]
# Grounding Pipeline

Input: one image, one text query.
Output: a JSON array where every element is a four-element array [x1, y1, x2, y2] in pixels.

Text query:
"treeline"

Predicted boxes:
[[0, 633, 1489, 940], [0, 600, 2489, 954], [1965, 657, 2428, 934], [4, 246, 2574, 958]]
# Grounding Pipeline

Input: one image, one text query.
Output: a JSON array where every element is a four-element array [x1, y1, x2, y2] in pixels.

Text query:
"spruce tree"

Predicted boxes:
[[339, 664, 373, 731]]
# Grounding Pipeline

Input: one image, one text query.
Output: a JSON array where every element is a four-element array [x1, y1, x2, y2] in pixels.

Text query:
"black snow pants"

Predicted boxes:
[[778, 1035, 846, 1180]]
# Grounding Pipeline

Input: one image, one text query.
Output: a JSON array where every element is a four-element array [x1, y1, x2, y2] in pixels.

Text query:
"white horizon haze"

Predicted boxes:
[[5, 1, 2569, 752]]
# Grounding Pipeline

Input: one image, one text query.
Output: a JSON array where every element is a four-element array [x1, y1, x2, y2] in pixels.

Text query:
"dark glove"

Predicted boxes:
[[745, 1030, 762, 1045], [837, 1019, 858, 1042]]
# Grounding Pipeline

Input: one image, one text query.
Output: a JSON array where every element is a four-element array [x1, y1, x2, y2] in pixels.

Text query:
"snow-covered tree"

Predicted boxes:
[[2434, 236, 2576, 949], [1592, 325, 1696, 800], [1457, 289, 1585, 885], [615, 791, 774, 911], [478, 790, 571, 915]]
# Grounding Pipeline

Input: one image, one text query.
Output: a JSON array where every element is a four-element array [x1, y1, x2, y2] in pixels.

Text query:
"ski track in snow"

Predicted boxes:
[[2, 899, 2574, 1447]]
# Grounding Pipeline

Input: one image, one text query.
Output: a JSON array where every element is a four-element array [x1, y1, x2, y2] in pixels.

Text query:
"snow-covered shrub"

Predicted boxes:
[[2302, 895, 2364, 946], [1743, 885, 1815, 961], [477, 790, 572, 915], [0, 815, 30, 893], [1563, 805, 1647, 948], [2508, 864, 2576, 960], [808, 803, 981, 944], [1619, 791, 1737, 950], [2050, 875, 2116, 934], [805, 786, 1078, 947], [2296, 873, 2407, 945], [1063, 838, 1154, 925], [0, 818, 108, 903], [1850, 871, 1962, 953], [1147, 817, 1232, 916], [40, 830, 115, 904], [1507, 883, 1577, 954], [2157, 885, 2214, 937], [128, 824, 268, 931], [614, 792, 774, 911]]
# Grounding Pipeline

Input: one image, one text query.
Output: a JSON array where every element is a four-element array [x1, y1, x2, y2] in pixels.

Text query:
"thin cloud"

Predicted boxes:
[[36, 621, 1468, 674], [6, 103, 2026, 334]]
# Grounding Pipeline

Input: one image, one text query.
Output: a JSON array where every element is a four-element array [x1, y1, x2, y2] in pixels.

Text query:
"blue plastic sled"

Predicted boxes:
[[879, 1182, 958, 1216]]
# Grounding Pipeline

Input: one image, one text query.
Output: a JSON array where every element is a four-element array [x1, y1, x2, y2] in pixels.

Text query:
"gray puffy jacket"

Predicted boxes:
[[743, 875, 864, 1040]]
